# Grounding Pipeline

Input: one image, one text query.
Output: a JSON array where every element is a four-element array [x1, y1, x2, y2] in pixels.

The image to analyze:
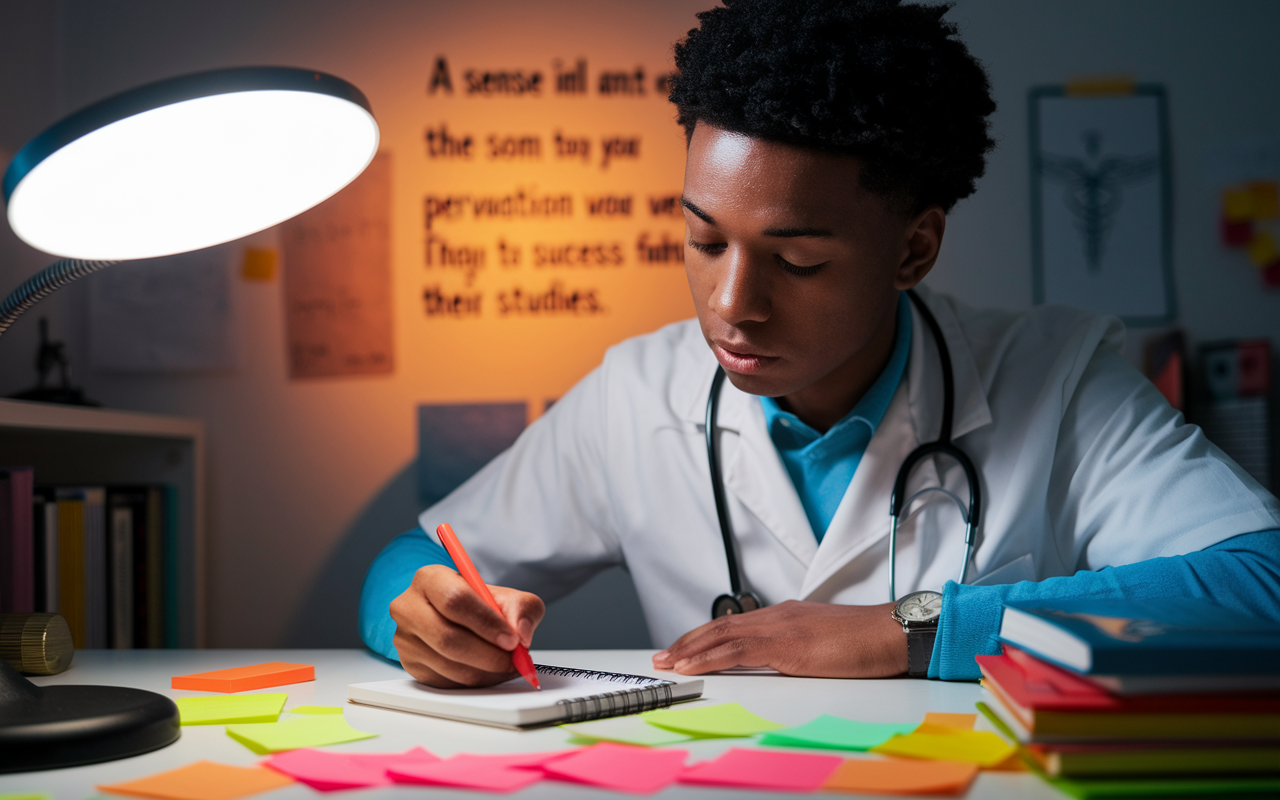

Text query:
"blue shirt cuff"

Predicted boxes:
[[358, 527, 456, 662]]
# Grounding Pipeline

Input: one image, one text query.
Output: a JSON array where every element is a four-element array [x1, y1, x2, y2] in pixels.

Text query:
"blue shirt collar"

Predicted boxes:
[[760, 291, 912, 451]]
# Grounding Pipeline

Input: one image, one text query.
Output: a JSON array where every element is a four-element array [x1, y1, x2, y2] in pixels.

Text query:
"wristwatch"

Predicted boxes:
[[891, 590, 942, 678]]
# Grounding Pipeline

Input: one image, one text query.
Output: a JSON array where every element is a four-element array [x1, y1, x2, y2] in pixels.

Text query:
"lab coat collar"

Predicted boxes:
[[673, 285, 994, 581]]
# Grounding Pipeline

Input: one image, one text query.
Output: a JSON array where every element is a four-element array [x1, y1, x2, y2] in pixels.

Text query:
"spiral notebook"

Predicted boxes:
[[347, 665, 704, 730]]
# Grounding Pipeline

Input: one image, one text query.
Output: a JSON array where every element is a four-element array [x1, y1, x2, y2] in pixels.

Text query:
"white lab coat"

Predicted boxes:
[[419, 285, 1280, 648]]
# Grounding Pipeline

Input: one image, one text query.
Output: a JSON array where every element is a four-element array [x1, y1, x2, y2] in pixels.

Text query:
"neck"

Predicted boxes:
[[777, 298, 901, 433]]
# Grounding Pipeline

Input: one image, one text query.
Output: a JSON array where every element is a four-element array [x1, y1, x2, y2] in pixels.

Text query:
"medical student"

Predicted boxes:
[[361, 0, 1280, 688]]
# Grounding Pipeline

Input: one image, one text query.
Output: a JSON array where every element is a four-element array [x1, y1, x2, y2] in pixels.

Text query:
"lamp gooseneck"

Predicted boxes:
[[0, 258, 116, 339]]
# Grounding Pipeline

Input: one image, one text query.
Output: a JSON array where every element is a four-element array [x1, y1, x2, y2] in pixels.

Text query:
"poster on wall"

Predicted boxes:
[[1030, 85, 1175, 325], [281, 151, 394, 379]]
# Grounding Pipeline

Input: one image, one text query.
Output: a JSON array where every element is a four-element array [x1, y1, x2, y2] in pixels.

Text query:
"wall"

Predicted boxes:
[[1, 0, 1278, 648]]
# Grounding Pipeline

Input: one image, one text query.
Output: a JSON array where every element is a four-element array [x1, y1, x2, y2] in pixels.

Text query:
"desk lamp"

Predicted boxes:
[[0, 66, 378, 773]]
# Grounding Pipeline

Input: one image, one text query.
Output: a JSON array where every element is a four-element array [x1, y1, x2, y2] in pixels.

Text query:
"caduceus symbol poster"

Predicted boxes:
[[1030, 86, 1175, 325]]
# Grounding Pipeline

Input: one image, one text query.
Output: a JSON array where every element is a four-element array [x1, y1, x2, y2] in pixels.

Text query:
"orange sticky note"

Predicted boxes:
[[823, 758, 977, 795], [99, 761, 294, 800], [922, 712, 976, 730], [172, 662, 314, 693]]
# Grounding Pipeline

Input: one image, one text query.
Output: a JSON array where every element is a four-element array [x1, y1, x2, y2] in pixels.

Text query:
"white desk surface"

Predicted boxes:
[[3, 649, 1061, 800]]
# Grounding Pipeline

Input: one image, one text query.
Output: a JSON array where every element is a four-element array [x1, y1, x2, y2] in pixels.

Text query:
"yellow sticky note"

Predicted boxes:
[[287, 705, 344, 715], [98, 761, 293, 800], [872, 725, 1015, 767], [1248, 181, 1279, 220], [922, 712, 976, 730], [1224, 187, 1255, 222], [225, 715, 376, 755], [562, 716, 694, 746], [176, 693, 287, 726], [1248, 231, 1279, 268], [241, 248, 278, 281], [641, 702, 786, 737]]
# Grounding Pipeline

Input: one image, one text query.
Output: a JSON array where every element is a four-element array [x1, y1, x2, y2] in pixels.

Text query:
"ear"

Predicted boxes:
[[893, 205, 946, 290]]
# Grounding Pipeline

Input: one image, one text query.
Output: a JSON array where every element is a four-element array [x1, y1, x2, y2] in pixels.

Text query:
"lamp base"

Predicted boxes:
[[9, 385, 99, 407], [0, 658, 179, 773]]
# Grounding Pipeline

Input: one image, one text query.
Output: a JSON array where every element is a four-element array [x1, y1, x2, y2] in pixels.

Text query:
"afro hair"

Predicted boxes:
[[668, 0, 996, 214]]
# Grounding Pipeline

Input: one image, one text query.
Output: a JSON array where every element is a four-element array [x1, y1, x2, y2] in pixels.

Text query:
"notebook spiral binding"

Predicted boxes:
[[537, 665, 677, 723]]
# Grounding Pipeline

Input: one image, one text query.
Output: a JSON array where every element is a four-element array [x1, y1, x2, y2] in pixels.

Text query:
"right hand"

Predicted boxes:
[[389, 564, 546, 688]]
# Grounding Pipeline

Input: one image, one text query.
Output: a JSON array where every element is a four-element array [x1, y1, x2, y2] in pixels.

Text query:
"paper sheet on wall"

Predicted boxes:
[[281, 151, 394, 379], [88, 246, 236, 372]]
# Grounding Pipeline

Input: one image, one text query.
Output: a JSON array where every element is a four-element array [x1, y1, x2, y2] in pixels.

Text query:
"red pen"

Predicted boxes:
[[435, 523, 541, 690]]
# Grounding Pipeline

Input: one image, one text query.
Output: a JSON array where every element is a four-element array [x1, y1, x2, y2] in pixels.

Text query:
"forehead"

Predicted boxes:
[[683, 123, 872, 223]]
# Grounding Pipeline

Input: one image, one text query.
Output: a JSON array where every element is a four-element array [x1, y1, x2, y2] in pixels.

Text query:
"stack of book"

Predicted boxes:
[[0, 466, 179, 649], [977, 598, 1280, 799]]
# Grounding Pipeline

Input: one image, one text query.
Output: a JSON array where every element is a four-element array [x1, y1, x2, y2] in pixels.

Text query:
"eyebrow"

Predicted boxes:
[[681, 197, 834, 238]]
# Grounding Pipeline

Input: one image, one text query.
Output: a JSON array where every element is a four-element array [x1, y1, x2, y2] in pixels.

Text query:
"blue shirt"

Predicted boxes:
[[760, 291, 912, 540]]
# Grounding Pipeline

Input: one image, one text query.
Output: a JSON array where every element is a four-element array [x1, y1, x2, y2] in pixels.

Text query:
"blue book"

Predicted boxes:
[[997, 597, 1280, 675]]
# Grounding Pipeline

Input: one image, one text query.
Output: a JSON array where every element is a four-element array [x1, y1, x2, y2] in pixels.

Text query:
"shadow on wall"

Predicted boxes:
[[282, 412, 652, 650]]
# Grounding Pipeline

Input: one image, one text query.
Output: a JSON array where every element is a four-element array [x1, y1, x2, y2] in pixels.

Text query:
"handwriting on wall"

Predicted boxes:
[[418, 56, 689, 323]]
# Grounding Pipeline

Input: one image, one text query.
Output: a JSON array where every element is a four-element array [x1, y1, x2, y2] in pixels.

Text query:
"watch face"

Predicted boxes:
[[895, 591, 942, 623]]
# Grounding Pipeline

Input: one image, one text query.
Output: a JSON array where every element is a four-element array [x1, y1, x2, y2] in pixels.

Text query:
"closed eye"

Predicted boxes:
[[777, 256, 825, 277]]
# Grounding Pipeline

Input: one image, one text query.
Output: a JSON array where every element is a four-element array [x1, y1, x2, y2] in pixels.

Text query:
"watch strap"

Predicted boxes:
[[906, 627, 937, 678]]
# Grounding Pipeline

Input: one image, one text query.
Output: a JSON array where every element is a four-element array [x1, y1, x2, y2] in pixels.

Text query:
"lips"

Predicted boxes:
[[712, 340, 778, 376]]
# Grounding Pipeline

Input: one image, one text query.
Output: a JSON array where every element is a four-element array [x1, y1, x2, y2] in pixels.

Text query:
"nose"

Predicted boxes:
[[709, 247, 771, 326]]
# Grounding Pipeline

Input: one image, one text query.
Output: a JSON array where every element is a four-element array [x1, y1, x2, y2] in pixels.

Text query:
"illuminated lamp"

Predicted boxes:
[[0, 66, 379, 772]]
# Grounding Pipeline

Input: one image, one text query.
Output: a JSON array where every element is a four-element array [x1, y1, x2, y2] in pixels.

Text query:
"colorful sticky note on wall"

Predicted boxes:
[[241, 248, 278, 281], [172, 662, 314, 693], [176, 693, 287, 725], [1247, 231, 1279, 269], [1220, 216, 1253, 248], [1249, 181, 1280, 220], [1223, 186, 1256, 222], [98, 761, 294, 800], [226, 715, 376, 754]]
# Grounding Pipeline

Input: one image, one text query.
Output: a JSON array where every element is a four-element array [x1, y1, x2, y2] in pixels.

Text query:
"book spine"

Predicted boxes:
[[83, 488, 107, 648], [56, 496, 86, 648], [110, 504, 134, 649], [164, 485, 179, 648], [146, 488, 163, 649], [0, 470, 35, 613], [42, 498, 58, 613]]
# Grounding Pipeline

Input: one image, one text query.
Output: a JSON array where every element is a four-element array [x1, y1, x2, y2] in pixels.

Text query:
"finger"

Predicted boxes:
[[493, 586, 546, 647], [393, 627, 514, 688], [396, 571, 522, 675], [419, 565, 520, 650], [656, 615, 743, 666], [671, 636, 774, 674]]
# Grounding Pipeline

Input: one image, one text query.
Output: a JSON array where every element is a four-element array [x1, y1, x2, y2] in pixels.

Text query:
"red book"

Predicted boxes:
[[0, 468, 35, 613]]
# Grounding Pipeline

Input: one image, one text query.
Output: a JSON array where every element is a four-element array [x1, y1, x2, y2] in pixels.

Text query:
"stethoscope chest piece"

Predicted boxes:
[[712, 591, 762, 619]]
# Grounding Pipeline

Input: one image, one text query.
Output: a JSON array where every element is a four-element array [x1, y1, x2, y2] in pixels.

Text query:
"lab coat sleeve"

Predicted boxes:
[[1046, 347, 1280, 570], [929, 529, 1280, 680], [415, 361, 625, 600]]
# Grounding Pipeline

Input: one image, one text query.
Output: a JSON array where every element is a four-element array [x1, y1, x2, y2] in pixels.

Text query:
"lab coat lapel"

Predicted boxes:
[[717, 382, 820, 567], [799, 287, 991, 600]]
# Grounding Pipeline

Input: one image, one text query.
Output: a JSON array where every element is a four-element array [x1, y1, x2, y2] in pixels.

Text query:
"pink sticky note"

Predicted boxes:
[[680, 747, 843, 792], [388, 751, 569, 793], [263, 747, 437, 790], [541, 742, 688, 795]]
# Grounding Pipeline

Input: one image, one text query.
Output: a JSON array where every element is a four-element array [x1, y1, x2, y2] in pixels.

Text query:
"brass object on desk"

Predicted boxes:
[[0, 612, 74, 675]]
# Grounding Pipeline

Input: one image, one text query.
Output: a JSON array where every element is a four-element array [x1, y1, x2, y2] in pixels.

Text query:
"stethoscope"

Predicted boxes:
[[706, 289, 982, 619]]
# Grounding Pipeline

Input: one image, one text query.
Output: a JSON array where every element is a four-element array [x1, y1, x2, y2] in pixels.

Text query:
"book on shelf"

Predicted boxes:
[[7, 476, 178, 650], [0, 467, 35, 613], [997, 597, 1280, 676]]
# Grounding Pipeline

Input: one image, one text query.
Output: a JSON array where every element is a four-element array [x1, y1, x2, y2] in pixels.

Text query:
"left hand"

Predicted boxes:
[[651, 600, 909, 678]]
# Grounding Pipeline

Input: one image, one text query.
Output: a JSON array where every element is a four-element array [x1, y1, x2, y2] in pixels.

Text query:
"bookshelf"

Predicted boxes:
[[0, 398, 205, 647]]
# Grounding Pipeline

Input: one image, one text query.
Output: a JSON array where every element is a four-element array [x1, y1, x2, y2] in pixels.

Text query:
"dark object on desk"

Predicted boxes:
[[0, 655, 178, 773], [0, 612, 73, 675], [8, 317, 98, 406]]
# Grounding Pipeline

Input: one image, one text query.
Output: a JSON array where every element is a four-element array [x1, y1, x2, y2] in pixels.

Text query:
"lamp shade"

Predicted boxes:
[[2, 66, 378, 261]]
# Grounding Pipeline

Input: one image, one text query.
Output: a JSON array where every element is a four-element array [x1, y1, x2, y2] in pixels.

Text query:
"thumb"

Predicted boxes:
[[494, 587, 545, 649]]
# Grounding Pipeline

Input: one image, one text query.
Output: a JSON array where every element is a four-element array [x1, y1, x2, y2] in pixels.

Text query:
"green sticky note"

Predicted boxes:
[[288, 705, 344, 715], [642, 702, 785, 737], [759, 715, 918, 751], [225, 715, 377, 754], [0, 795, 52, 800], [176, 692, 287, 725], [561, 716, 695, 746]]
